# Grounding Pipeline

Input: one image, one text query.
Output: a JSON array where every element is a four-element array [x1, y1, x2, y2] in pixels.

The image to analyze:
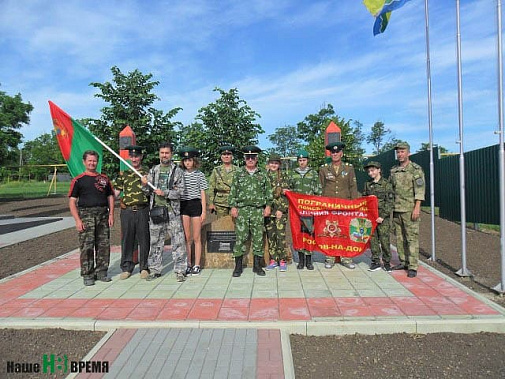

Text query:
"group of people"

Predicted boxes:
[[68, 139, 424, 286]]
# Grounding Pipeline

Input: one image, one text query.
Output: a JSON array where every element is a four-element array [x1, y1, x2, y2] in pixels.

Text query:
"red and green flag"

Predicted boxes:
[[48, 101, 103, 177]]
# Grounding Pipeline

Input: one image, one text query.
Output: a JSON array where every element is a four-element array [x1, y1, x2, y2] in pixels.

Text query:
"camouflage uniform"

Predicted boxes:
[[289, 166, 322, 257], [115, 166, 150, 274], [265, 169, 290, 261], [390, 161, 425, 270], [228, 167, 273, 258], [142, 163, 187, 275], [363, 177, 394, 265], [319, 161, 360, 266], [208, 164, 238, 218]]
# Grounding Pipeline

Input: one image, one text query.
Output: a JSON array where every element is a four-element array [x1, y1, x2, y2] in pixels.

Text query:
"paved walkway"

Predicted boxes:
[[1, 216, 505, 378]]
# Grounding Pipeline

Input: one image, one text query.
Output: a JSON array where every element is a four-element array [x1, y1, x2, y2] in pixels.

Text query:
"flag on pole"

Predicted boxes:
[[286, 191, 379, 258], [48, 101, 103, 177], [363, 0, 413, 35]]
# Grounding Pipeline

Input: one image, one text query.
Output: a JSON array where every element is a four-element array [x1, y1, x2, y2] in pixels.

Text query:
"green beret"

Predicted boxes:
[[219, 145, 235, 154], [242, 145, 262, 154], [364, 161, 382, 169], [325, 141, 345, 152], [125, 145, 144, 156], [394, 142, 410, 150], [268, 153, 282, 163], [179, 147, 200, 159], [296, 149, 309, 159]]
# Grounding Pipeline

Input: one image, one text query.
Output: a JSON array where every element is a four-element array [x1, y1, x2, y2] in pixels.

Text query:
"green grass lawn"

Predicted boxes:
[[0, 181, 70, 199]]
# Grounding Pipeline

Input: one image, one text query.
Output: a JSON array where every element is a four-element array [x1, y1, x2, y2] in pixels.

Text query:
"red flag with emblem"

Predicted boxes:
[[286, 191, 379, 257], [48, 101, 102, 177]]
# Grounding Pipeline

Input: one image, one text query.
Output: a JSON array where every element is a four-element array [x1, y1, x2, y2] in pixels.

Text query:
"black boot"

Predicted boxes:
[[232, 256, 243, 277], [253, 255, 266, 276], [297, 252, 305, 269], [305, 254, 314, 270]]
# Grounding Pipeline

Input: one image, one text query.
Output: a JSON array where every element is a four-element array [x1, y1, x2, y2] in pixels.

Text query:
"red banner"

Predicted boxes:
[[286, 191, 379, 258]]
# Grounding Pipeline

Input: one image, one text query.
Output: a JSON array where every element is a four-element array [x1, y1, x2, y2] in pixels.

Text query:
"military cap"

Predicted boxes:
[[296, 149, 309, 159], [242, 145, 262, 154], [179, 147, 200, 159], [394, 142, 410, 150], [363, 161, 382, 169], [125, 145, 144, 156], [268, 153, 282, 163], [219, 145, 235, 154], [325, 141, 345, 152]]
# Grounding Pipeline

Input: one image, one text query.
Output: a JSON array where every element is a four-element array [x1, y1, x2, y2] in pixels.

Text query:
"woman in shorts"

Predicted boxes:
[[179, 148, 208, 275]]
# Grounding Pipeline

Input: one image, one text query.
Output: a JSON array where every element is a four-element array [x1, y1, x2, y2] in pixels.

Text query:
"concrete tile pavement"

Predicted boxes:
[[1, 244, 504, 378]]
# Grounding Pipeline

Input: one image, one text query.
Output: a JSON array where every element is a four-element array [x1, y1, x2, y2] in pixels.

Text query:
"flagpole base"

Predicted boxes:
[[455, 268, 473, 278]]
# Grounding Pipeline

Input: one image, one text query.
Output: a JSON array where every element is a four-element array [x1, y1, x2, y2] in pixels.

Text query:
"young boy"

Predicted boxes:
[[362, 161, 394, 272]]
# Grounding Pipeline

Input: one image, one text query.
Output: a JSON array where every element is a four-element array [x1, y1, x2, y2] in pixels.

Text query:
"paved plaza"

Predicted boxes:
[[1, 216, 505, 378]]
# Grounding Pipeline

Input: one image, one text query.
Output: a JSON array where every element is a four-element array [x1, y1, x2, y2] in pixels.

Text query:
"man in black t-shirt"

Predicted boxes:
[[69, 150, 115, 286]]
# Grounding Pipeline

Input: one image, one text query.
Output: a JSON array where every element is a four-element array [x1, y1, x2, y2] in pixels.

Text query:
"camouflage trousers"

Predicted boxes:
[[148, 210, 187, 275], [265, 215, 287, 261], [393, 211, 420, 270], [370, 218, 391, 264], [233, 206, 264, 257], [78, 207, 110, 279], [214, 204, 231, 218]]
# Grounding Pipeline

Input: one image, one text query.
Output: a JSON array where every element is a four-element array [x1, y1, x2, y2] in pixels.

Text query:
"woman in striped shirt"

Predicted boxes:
[[179, 148, 209, 275]]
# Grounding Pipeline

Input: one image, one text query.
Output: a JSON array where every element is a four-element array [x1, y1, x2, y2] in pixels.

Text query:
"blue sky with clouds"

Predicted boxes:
[[0, 0, 502, 154]]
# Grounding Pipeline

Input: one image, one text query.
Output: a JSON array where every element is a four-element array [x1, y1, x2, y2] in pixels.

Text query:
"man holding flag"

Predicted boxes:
[[68, 150, 114, 286]]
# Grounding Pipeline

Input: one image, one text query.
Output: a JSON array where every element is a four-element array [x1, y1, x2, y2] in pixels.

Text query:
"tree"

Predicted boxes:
[[21, 132, 65, 180], [268, 125, 302, 157], [0, 87, 33, 165], [366, 121, 392, 155], [381, 138, 408, 153], [418, 142, 449, 154], [296, 104, 365, 168], [190, 87, 263, 174], [85, 66, 182, 175]]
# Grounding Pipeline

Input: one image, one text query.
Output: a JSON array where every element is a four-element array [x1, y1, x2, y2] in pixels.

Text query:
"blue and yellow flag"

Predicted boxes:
[[363, 0, 413, 35]]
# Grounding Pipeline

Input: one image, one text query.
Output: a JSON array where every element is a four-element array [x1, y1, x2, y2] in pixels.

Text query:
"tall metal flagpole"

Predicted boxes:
[[455, 0, 471, 277], [424, 0, 436, 262], [494, 0, 505, 294]]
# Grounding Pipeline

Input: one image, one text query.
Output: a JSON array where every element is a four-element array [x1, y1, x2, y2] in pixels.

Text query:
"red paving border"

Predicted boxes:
[[257, 329, 285, 379], [0, 250, 502, 322]]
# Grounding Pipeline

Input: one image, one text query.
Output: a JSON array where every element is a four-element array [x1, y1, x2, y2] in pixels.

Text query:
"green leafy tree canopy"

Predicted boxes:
[[268, 125, 302, 157], [296, 104, 365, 168], [366, 121, 392, 155], [0, 86, 33, 165], [183, 87, 263, 174], [86, 66, 182, 175]]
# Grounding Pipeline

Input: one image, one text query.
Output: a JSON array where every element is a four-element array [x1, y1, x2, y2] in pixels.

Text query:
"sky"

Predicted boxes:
[[0, 0, 503, 155]]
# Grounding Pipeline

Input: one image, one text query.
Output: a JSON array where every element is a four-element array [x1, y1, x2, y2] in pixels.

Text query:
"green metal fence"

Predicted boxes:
[[362, 144, 501, 225]]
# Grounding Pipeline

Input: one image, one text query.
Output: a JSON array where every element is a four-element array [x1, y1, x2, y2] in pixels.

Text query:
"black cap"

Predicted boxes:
[[219, 145, 235, 154], [125, 145, 144, 156], [179, 147, 200, 159], [325, 142, 345, 153], [242, 145, 262, 154]]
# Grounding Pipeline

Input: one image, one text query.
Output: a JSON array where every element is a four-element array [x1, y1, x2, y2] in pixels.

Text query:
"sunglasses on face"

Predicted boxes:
[[245, 155, 257, 160]]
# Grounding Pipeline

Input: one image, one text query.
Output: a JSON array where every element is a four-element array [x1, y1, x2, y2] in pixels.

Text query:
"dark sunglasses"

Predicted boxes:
[[245, 155, 257, 160]]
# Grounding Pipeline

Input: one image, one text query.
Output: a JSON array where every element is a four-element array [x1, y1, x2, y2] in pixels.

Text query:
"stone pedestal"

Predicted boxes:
[[201, 216, 253, 268]]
